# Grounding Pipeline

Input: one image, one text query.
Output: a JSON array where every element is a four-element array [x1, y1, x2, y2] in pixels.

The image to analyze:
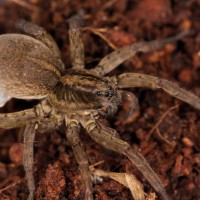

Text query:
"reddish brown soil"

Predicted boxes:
[[0, 0, 200, 200]]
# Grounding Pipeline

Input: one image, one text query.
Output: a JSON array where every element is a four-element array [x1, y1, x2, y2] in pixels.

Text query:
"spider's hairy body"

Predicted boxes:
[[49, 69, 121, 116], [0, 14, 199, 200], [0, 33, 120, 116]]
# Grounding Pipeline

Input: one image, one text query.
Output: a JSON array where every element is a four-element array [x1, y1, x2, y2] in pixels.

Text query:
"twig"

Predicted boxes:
[[146, 104, 179, 142], [0, 179, 21, 193], [156, 127, 175, 146], [7, 0, 40, 12], [84, 27, 117, 50], [101, 0, 118, 10]]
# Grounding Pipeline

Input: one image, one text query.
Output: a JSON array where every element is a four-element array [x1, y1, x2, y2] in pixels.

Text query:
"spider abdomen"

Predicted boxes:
[[0, 34, 63, 99]]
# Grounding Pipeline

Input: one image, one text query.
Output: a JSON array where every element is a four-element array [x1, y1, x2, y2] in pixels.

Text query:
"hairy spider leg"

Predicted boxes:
[[16, 19, 63, 67], [69, 12, 85, 69], [23, 122, 37, 200], [0, 100, 62, 200], [65, 117, 93, 200], [82, 114, 170, 200], [93, 31, 190, 76], [0, 108, 37, 129], [112, 73, 200, 110]]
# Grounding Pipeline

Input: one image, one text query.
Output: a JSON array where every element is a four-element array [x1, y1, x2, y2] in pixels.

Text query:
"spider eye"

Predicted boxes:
[[104, 92, 109, 97], [96, 91, 101, 96]]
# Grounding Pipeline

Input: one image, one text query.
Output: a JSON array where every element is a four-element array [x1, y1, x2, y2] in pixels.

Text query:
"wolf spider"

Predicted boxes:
[[0, 13, 199, 200]]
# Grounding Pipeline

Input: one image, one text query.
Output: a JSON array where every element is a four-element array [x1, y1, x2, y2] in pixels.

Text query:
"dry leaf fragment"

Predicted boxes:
[[90, 166, 145, 200]]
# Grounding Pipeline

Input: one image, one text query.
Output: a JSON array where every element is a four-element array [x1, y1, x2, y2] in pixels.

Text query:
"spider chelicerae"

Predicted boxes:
[[0, 13, 199, 200]]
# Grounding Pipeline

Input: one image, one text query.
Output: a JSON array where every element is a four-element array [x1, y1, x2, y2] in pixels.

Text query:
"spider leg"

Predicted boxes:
[[111, 73, 200, 110], [23, 122, 37, 200], [68, 12, 85, 69], [15, 19, 64, 69], [0, 108, 38, 129], [65, 117, 93, 200], [93, 31, 189, 76], [82, 117, 169, 200]]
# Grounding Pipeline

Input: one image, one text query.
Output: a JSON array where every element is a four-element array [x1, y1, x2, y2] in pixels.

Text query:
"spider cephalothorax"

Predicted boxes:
[[0, 13, 199, 200], [48, 69, 121, 117]]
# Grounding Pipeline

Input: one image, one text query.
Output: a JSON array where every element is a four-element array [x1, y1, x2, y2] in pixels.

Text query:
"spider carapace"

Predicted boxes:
[[48, 69, 121, 116]]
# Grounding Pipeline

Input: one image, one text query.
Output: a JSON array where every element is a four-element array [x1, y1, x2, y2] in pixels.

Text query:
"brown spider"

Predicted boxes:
[[0, 13, 199, 200]]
